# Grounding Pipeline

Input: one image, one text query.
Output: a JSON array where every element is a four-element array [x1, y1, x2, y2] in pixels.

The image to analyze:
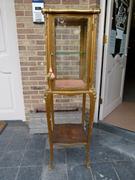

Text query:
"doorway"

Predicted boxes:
[[102, 0, 135, 132]]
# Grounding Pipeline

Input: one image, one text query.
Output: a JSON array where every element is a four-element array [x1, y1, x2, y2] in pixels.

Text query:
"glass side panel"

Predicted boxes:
[[54, 17, 88, 82]]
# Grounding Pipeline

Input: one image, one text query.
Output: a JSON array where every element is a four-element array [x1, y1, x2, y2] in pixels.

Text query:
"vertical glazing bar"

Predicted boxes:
[[86, 16, 93, 89], [82, 93, 86, 125], [47, 14, 54, 90], [89, 14, 97, 87], [81, 19, 88, 83]]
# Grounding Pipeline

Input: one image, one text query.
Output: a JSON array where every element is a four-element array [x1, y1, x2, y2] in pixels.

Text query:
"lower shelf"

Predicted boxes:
[[52, 123, 87, 144]]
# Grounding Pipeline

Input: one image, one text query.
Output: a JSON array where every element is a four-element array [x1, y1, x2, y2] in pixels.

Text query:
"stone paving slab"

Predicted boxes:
[[0, 121, 135, 180]]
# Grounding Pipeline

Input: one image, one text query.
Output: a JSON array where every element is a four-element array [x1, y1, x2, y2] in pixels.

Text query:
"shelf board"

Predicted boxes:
[[52, 123, 87, 144], [55, 79, 87, 89]]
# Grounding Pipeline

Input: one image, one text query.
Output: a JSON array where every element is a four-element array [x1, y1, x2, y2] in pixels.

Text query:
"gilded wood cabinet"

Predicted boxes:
[[42, 8, 100, 169]]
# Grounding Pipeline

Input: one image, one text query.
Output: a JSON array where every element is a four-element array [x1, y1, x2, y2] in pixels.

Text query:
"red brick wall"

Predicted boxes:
[[15, 0, 99, 116]]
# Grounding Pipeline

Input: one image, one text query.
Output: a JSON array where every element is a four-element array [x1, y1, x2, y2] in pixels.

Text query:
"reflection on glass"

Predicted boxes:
[[54, 17, 88, 83]]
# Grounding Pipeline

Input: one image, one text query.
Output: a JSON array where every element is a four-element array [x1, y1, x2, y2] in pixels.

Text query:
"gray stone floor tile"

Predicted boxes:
[[0, 167, 18, 180], [0, 127, 15, 139], [26, 134, 46, 151], [41, 164, 67, 180], [0, 151, 5, 159], [91, 162, 119, 180], [92, 128, 123, 147], [67, 164, 93, 180], [66, 147, 86, 164], [0, 122, 135, 180], [7, 137, 28, 151], [113, 161, 135, 180], [21, 150, 44, 166], [45, 148, 66, 165], [0, 151, 24, 168], [7, 121, 28, 127], [107, 138, 135, 159], [16, 166, 42, 180], [11, 128, 29, 140], [90, 145, 130, 163], [0, 138, 10, 151]]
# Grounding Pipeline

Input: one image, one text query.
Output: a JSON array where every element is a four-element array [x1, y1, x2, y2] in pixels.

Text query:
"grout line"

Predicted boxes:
[[0, 133, 15, 161], [89, 165, 95, 180], [112, 164, 121, 180], [65, 149, 69, 180], [4, 133, 15, 152], [18, 137, 30, 166], [0, 166, 20, 169], [41, 146, 47, 180], [14, 166, 21, 180], [14, 138, 30, 180], [0, 165, 42, 169]]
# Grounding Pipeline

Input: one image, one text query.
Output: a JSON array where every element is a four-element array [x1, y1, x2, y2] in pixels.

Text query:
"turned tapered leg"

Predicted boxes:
[[45, 93, 54, 169], [85, 90, 96, 168], [48, 142, 54, 170]]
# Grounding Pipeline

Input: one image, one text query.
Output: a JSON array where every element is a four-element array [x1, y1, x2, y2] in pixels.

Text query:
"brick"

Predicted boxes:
[[27, 35, 43, 39], [27, 46, 44, 50], [31, 95, 42, 99], [36, 40, 45, 45], [20, 62, 36, 66], [45, 0, 60, 4], [29, 67, 44, 71], [29, 57, 44, 61], [25, 11, 32, 16], [23, 0, 32, 3], [22, 72, 37, 76], [18, 34, 25, 39], [30, 77, 44, 81], [80, 0, 89, 4], [24, 91, 38, 95], [17, 29, 34, 34], [16, 10, 24, 16], [15, 0, 24, 3], [62, 0, 79, 4], [37, 51, 45, 56], [17, 23, 25, 28], [21, 67, 28, 71], [19, 46, 26, 50]]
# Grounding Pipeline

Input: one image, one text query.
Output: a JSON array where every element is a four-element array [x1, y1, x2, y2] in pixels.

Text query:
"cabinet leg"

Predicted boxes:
[[85, 144, 91, 168], [45, 93, 54, 170], [48, 142, 54, 170], [85, 89, 96, 168]]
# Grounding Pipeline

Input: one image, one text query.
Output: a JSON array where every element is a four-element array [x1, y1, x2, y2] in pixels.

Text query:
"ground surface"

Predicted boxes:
[[0, 121, 135, 180]]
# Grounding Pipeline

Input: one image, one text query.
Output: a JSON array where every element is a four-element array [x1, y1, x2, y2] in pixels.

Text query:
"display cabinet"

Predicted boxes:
[[42, 8, 100, 169]]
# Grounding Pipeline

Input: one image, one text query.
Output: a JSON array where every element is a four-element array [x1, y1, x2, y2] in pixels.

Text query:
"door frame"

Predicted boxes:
[[94, 0, 133, 122], [0, 0, 25, 121], [94, 0, 107, 122]]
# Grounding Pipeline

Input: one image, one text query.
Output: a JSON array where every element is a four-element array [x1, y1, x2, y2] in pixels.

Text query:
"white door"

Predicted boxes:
[[99, 0, 132, 120], [0, 0, 25, 120]]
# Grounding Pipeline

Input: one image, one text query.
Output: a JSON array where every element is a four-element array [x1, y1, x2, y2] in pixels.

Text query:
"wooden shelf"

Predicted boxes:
[[52, 123, 87, 144], [55, 80, 87, 90]]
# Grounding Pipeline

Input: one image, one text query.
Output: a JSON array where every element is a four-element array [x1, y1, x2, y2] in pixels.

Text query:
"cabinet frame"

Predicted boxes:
[[42, 8, 100, 169]]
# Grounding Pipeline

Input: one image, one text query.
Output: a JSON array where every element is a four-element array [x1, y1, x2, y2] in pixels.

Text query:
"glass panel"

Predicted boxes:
[[54, 17, 88, 83], [109, 0, 129, 57]]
